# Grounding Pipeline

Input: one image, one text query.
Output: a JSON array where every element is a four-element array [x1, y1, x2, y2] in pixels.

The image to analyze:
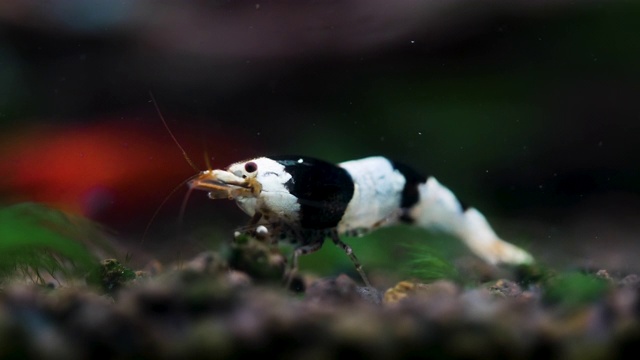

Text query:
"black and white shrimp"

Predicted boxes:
[[188, 155, 534, 287]]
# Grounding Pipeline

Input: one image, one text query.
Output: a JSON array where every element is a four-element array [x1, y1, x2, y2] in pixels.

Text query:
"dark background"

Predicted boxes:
[[1, 0, 638, 275]]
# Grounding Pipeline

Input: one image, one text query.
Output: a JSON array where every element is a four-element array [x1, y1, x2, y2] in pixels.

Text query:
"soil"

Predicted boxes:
[[2, 233, 640, 360]]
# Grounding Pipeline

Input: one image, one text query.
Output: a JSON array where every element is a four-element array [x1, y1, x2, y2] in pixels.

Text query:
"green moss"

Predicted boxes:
[[514, 263, 556, 287], [402, 242, 459, 283], [543, 271, 611, 307], [87, 258, 137, 293], [0, 203, 100, 285]]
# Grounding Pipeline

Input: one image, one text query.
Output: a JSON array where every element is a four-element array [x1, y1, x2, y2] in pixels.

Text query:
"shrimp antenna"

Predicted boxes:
[[141, 174, 198, 246], [203, 150, 213, 171], [148, 91, 200, 172]]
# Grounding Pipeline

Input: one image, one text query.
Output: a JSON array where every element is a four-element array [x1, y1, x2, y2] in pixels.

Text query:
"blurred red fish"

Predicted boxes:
[[0, 116, 238, 231]]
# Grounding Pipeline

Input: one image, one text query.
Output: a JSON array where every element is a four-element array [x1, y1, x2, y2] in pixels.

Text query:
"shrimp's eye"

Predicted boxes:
[[244, 161, 258, 173]]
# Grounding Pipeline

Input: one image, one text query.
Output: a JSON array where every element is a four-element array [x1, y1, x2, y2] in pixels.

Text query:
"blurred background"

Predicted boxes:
[[0, 0, 638, 275]]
